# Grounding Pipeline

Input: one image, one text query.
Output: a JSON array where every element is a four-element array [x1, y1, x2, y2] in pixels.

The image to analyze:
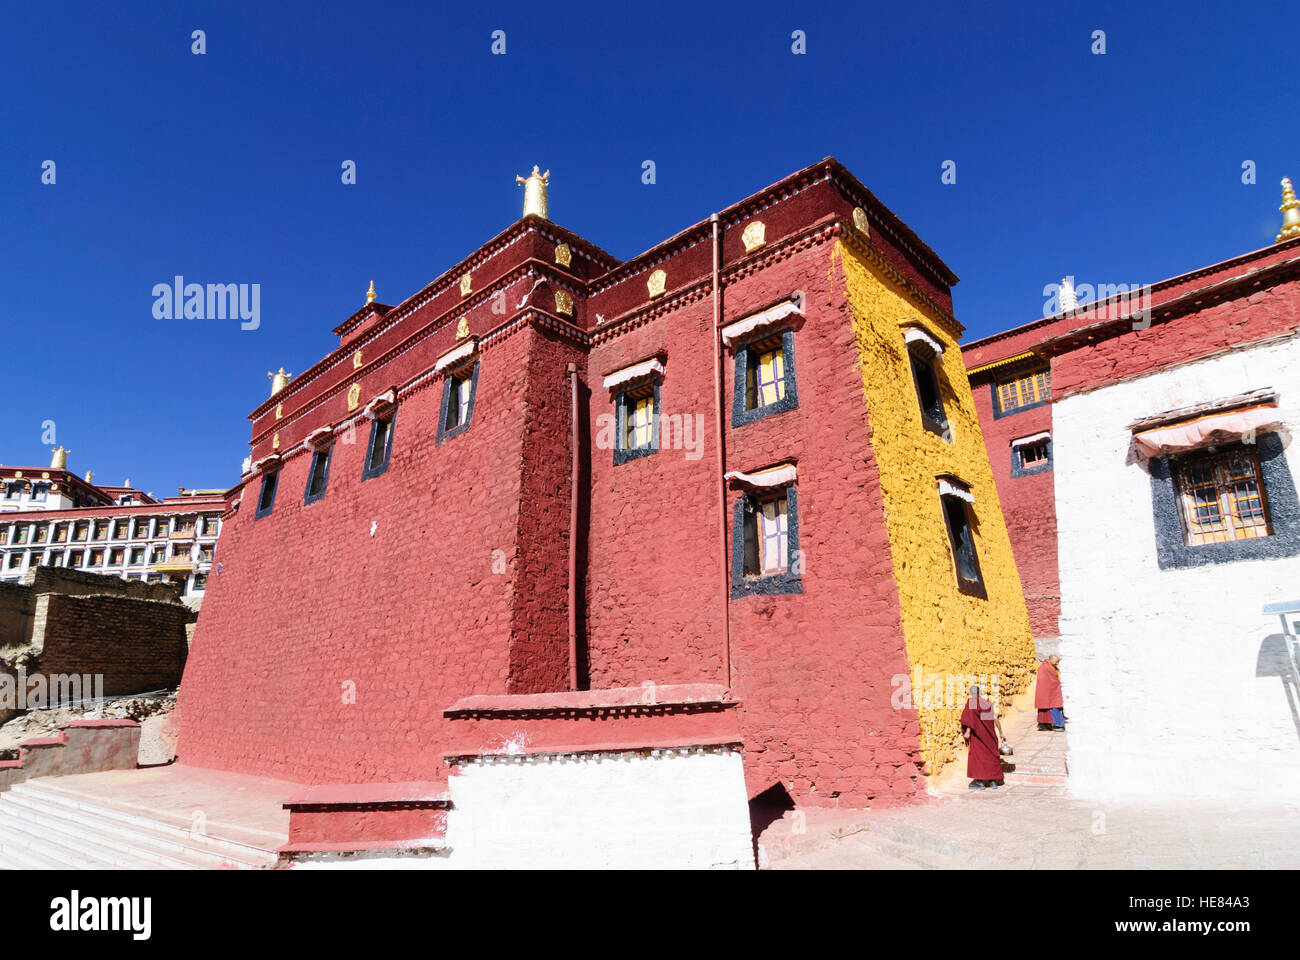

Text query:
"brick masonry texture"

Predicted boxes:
[[1, 569, 191, 723]]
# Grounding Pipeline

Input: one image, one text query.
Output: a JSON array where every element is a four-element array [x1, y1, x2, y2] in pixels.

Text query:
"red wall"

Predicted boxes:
[[968, 379, 1060, 640], [583, 241, 924, 807], [177, 324, 573, 784]]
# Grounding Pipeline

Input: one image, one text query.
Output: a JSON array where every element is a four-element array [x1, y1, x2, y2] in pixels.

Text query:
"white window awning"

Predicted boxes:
[[434, 338, 478, 375], [603, 358, 665, 391], [362, 389, 397, 419], [305, 427, 334, 448], [250, 454, 281, 474], [1011, 431, 1051, 448], [720, 296, 803, 348], [903, 325, 945, 360], [725, 463, 797, 490], [938, 478, 974, 503], [1132, 403, 1282, 456]]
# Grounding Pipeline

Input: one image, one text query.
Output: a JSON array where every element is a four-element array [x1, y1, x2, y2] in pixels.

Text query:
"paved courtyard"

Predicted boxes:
[[764, 704, 1300, 870]]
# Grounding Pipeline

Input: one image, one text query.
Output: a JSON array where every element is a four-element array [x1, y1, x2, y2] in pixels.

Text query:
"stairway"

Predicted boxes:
[[0, 778, 282, 869]]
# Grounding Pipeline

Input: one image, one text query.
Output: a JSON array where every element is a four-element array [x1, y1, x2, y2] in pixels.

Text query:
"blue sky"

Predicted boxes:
[[1, 0, 1294, 495]]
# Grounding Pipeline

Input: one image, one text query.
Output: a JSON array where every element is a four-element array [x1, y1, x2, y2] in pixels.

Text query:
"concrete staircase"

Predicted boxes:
[[0, 778, 281, 869]]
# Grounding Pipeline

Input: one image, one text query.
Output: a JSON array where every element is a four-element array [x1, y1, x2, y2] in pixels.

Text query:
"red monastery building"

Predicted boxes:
[[177, 159, 1035, 831]]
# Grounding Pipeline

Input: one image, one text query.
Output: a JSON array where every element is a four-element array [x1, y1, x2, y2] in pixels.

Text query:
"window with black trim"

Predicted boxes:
[[993, 367, 1051, 417], [362, 409, 396, 479], [437, 364, 479, 444], [303, 446, 332, 505], [254, 469, 279, 519], [734, 330, 798, 426], [614, 382, 660, 465], [909, 347, 949, 438], [731, 486, 801, 597], [30, 483, 48, 503], [4, 483, 21, 500], [940, 489, 985, 597], [1011, 435, 1053, 477]]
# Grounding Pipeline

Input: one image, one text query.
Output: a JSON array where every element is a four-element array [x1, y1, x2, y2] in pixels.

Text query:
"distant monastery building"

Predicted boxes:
[[0, 447, 225, 599]]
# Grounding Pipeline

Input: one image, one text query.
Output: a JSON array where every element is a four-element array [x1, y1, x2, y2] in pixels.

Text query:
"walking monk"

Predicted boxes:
[[1035, 654, 1065, 731], [961, 685, 1006, 789]]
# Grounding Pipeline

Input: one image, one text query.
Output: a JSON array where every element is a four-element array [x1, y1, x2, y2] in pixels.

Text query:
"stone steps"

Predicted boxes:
[[0, 778, 281, 870]]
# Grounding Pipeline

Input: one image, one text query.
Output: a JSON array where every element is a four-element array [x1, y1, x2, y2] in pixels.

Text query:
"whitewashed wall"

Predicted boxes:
[[445, 747, 755, 869], [1054, 335, 1300, 799]]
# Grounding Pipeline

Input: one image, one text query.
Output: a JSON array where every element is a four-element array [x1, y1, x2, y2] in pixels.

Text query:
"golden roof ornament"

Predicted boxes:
[[49, 446, 69, 470], [366, 280, 377, 304], [268, 367, 292, 396], [1277, 177, 1300, 243], [516, 166, 550, 220], [85, 470, 94, 483]]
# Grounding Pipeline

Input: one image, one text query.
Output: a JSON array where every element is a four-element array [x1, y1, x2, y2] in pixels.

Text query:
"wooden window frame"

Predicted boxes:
[[1172, 445, 1273, 546], [992, 366, 1051, 418], [303, 445, 333, 505]]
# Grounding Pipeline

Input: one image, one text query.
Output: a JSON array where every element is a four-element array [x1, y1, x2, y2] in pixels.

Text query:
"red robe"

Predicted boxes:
[[1035, 660, 1063, 723], [961, 694, 1003, 781]]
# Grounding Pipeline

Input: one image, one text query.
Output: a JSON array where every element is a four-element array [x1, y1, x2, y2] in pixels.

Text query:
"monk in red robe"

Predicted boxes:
[[961, 686, 1005, 789], [1035, 655, 1065, 731]]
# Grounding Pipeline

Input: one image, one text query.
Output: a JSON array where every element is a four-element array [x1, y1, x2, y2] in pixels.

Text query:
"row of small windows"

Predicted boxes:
[[3, 542, 213, 568], [256, 365, 479, 519], [0, 515, 219, 547], [0, 551, 209, 589]]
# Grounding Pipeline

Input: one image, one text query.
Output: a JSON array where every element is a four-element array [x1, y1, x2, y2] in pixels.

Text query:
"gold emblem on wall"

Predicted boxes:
[[555, 243, 572, 267], [272, 433, 280, 451], [50, 483, 59, 492], [554, 289, 574, 316], [13, 472, 21, 479], [353, 349, 363, 369], [456, 316, 470, 340], [347, 383, 361, 411], [41, 472, 49, 479], [852, 207, 870, 237], [460, 273, 472, 297], [275, 403, 283, 420], [741, 221, 766, 253], [647, 269, 666, 298]]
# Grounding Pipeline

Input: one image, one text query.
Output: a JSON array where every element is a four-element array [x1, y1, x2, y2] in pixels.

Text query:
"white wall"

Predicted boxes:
[[445, 747, 755, 869], [1054, 335, 1300, 799]]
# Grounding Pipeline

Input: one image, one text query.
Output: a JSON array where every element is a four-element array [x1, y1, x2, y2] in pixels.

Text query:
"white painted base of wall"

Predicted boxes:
[[1055, 337, 1300, 800], [446, 747, 755, 870]]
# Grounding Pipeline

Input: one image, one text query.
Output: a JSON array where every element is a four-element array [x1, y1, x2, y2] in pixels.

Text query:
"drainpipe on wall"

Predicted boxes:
[[568, 361, 581, 691], [710, 213, 732, 690]]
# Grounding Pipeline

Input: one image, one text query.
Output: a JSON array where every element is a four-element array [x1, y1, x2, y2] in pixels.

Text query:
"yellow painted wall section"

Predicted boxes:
[[834, 238, 1036, 773]]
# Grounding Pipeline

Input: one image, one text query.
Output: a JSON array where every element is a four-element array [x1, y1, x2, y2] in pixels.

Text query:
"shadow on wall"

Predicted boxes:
[[1257, 633, 1300, 747], [748, 782, 796, 859]]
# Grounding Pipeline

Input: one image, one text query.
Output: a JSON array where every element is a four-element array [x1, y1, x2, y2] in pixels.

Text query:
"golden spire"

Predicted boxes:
[[516, 165, 550, 220], [1277, 177, 1300, 243], [49, 446, 69, 470], [85, 470, 94, 484], [366, 280, 376, 304], [268, 367, 292, 396]]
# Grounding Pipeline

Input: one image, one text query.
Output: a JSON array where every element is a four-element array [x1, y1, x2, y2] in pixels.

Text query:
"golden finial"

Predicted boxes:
[[85, 470, 94, 484], [49, 446, 69, 470], [366, 280, 376, 303], [268, 367, 292, 396], [516, 165, 550, 220], [1277, 178, 1300, 243]]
